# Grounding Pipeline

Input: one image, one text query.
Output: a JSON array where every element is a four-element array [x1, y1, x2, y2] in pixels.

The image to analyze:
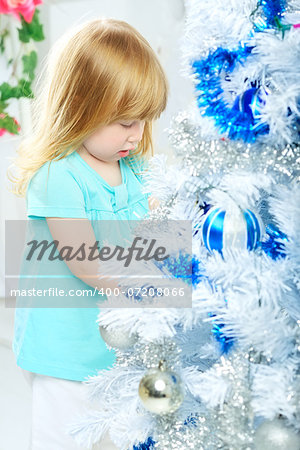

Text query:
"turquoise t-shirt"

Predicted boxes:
[[12, 151, 149, 381]]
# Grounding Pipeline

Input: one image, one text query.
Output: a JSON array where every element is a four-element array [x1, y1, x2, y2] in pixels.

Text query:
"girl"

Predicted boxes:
[[8, 17, 168, 449]]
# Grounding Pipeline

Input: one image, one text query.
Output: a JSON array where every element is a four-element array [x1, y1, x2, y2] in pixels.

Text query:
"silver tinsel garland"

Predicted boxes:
[[115, 338, 182, 371], [168, 111, 300, 183], [103, 331, 257, 448], [212, 350, 254, 449], [151, 349, 255, 449]]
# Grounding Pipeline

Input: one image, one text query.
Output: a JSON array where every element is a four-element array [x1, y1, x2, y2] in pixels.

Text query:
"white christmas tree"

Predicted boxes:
[[69, 1, 300, 449]]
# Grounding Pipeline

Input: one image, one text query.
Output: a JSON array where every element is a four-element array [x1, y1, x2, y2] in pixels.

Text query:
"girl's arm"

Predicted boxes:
[[46, 217, 120, 291]]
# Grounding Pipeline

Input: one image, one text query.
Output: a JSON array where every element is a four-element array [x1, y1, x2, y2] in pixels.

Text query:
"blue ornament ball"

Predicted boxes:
[[201, 206, 264, 253]]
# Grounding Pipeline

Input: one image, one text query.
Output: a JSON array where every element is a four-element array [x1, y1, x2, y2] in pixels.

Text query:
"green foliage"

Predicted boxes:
[[0, 113, 19, 134], [0, 29, 9, 54], [0, 79, 33, 101], [22, 51, 38, 81], [0, 100, 9, 110], [17, 10, 45, 43], [1, 7, 45, 136]]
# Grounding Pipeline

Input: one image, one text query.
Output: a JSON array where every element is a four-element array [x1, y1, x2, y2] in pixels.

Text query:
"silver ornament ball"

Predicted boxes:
[[99, 325, 138, 349], [138, 360, 184, 415], [254, 417, 300, 450]]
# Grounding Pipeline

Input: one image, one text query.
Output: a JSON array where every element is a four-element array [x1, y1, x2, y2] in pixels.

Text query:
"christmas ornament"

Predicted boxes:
[[201, 206, 263, 253], [138, 360, 184, 414], [99, 325, 138, 350], [254, 417, 300, 450], [232, 87, 269, 135]]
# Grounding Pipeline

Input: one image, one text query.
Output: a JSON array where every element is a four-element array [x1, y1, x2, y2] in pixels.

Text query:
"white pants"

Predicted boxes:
[[22, 369, 119, 450]]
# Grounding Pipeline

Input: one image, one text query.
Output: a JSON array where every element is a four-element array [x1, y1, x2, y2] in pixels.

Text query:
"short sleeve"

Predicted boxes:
[[26, 160, 87, 219]]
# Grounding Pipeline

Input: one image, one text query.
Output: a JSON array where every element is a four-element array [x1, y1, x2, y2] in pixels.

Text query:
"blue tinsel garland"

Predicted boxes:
[[192, 45, 264, 143], [260, 223, 288, 260], [191, 0, 288, 143], [132, 437, 155, 450], [252, 0, 287, 31]]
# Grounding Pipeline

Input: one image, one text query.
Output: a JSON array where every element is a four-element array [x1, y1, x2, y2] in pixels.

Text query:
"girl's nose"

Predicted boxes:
[[128, 121, 145, 143]]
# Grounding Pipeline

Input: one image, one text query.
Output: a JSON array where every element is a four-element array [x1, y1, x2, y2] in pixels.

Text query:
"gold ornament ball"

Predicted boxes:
[[138, 363, 184, 415]]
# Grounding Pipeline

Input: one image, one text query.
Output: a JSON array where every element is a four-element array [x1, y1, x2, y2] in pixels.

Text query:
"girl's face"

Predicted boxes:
[[81, 120, 145, 162]]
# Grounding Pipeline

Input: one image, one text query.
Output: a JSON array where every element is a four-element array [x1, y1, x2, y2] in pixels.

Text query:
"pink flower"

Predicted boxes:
[[0, 113, 21, 136], [0, 0, 42, 23]]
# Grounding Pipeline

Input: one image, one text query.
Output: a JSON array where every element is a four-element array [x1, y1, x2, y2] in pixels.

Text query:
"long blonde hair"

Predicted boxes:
[[9, 17, 168, 197]]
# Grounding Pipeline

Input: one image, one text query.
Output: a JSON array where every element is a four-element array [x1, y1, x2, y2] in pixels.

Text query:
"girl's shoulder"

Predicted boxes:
[[29, 152, 80, 185], [27, 152, 83, 199], [26, 152, 87, 219]]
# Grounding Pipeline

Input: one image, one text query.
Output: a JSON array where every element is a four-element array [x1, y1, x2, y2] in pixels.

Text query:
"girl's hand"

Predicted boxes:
[[148, 196, 160, 210]]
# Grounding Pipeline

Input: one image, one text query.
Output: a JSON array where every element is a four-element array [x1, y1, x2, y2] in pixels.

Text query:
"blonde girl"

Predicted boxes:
[[9, 17, 168, 450]]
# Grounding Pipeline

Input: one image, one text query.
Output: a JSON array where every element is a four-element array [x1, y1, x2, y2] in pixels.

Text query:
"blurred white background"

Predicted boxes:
[[0, 0, 194, 448]]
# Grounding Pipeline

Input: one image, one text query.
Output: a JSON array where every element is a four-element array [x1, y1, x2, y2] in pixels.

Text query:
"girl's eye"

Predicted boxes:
[[120, 122, 133, 128]]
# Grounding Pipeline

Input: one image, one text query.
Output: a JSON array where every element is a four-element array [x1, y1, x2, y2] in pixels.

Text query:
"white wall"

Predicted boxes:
[[1, 0, 195, 298]]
